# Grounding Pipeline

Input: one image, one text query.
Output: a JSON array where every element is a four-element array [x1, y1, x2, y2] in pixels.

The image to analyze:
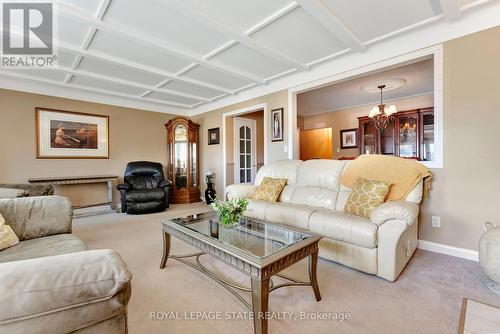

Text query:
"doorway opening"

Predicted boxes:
[[289, 45, 443, 168], [223, 107, 265, 192]]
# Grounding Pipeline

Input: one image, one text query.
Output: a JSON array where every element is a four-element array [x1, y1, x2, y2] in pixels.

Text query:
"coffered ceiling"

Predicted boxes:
[[0, 0, 499, 115]]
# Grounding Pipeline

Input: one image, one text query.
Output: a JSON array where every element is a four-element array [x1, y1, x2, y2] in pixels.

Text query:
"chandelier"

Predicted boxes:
[[369, 85, 397, 131]]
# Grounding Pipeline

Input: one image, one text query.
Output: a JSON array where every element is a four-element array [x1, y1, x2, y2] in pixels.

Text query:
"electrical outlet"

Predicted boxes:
[[431, 216, 441, 228]]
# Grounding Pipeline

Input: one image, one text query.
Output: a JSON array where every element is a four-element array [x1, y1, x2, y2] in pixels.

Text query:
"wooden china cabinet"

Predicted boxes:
[[358, 107, 434, 161], [165, 117, 201, 204]]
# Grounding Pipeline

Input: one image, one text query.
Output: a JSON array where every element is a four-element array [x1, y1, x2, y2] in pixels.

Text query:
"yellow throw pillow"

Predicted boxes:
[[0, 213, 19, 251], [344, 178, 391, 218], [252, 177, 287, 202]]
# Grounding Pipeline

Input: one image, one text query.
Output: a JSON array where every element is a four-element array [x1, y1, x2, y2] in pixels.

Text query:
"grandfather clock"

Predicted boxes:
[[165, 117, 201, 204]]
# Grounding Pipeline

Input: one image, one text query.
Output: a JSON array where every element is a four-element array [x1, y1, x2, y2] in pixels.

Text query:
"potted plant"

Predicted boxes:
[[210, 198, 249, 227]]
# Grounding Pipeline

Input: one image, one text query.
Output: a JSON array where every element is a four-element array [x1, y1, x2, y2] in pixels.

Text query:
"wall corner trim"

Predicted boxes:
[[418, 239, 478, 262]]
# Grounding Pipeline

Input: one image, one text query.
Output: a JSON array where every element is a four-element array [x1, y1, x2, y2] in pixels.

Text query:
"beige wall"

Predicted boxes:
[[192, 90, 288, 197], [0, 89, 175, 206], [419, 26, 500, 250], [300, 94, 434, 159], [225, 110, 264, 187]]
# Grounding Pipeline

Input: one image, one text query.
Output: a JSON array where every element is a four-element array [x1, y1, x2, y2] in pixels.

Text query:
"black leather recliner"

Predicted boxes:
[[116, 161, 172, 214]]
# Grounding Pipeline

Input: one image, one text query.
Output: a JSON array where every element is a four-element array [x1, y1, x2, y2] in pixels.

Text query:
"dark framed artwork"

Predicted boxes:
[[36, 108, 109, 159], [340, 128, 358, 149], [271, 108, 284, 142], [208, 127, 220, 145]]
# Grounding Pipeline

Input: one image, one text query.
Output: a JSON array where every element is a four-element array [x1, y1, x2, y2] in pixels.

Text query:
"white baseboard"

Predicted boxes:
[[418, 240, 478, 262]]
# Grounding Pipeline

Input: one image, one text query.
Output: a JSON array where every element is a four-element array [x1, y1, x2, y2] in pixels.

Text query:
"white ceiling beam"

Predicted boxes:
[[163, 0, 309, 71], [2, 27, 235, 96], [55, 1, 265, 84], [296, 0, 364, 51], [0, 70, 193, 109], [57, 65, 211, 102], [55, 40, 236, 95], [244, 2, 300, 35], [64, 0, 110, 85], [439, 0, 462, 20]]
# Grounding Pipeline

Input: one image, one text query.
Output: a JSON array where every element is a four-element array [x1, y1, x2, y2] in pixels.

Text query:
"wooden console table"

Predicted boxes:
[[28, 175, 119, 214]]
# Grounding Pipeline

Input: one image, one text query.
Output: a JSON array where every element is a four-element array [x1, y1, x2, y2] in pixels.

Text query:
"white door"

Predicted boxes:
[[233, 117, 257, 184]]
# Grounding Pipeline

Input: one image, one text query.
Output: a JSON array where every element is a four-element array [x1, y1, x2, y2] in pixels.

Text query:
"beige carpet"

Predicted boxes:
[[73, 203, 499, 334]]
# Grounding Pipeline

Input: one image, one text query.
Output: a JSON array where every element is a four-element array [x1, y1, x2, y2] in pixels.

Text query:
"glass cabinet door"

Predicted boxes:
[[379, 119, 395, 155], [398, 115, 418, 158], [421, 112, 435, 161], [189, 142, 197, 187], [362, 121, 376, 154], [174, 125, 187, 190]]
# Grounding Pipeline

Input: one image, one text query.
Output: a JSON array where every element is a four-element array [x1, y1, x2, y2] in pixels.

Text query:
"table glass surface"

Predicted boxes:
[[167, 212, 310, 259]]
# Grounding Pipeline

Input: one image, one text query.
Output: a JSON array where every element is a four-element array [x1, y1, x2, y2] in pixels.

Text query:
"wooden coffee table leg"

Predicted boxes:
[[251, 277, 270, 334], [309, 250, 321, 301], [160, 231, 171, 269]]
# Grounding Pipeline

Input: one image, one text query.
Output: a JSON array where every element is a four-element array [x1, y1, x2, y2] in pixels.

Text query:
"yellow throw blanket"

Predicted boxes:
[[340, 155, 432, 201]]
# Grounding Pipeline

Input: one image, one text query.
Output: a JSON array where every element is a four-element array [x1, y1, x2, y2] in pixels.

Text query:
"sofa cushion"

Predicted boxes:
[[290, 187, 338, 210], [125, 189, 165, 203], [0, 234, 88, 263], [252, 177, 287, 202], [0, 188, 27, 199], [0, 213, 19, 251], [254, 159, 302, 186], [265, 202, 321, 230], [245, 200, 273, 221], [309, 211, 378, 248], [289, 159, 348, 209], [295, 159, 348, 190]]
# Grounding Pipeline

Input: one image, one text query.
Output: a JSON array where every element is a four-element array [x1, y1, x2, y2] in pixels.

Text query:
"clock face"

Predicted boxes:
[[174, 124, 187, 141]]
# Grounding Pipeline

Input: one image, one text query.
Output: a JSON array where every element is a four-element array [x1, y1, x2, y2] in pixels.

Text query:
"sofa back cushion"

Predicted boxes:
[[254, 159, 302, 186], [290, 160, 348, 209]]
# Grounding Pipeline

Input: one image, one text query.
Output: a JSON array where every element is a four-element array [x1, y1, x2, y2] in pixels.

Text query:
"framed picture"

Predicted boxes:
[[271, 108, 284, 142], [340, 128, 358, 149], [36, 108, 109, 159], [208, 127, 220, 145]]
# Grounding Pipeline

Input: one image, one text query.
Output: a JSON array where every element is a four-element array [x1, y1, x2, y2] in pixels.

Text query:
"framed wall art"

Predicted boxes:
[[208, 127, 220, 145], [271, 108, 283, 142], [340, 128, 358, 149], [36, 108, 109, 159]]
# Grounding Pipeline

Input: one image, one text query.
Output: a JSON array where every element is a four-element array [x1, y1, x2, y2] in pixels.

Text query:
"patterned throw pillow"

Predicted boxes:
[[252, 177, 287, 202], [0, 213, 19, 251], [344, 178, 391, 218]]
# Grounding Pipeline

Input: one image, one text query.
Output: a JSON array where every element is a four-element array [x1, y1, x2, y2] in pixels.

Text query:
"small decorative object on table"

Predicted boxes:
[[205, 169, 216, 205], [210, 198, 249, 227]]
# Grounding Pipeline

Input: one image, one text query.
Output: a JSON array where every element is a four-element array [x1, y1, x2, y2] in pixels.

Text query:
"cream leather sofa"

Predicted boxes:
[[226, 159, 423, 282]]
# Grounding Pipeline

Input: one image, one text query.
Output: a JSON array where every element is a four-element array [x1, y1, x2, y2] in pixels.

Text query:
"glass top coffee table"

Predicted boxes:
[[160, 212, 322, 334]]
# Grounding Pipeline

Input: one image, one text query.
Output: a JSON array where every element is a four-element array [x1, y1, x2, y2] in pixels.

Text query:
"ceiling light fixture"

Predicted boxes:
[[369, 84, 397, 131]]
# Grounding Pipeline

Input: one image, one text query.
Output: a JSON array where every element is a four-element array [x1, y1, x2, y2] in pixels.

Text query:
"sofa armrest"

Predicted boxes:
[[0, 250, 132, 330], [370, 201, 419, 227], [0, 196, 72, 241], [226, 184, 257, 200], [0, 184, 54, 196], [116, 183, 131, 191], [159, 180, 172, 189]]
